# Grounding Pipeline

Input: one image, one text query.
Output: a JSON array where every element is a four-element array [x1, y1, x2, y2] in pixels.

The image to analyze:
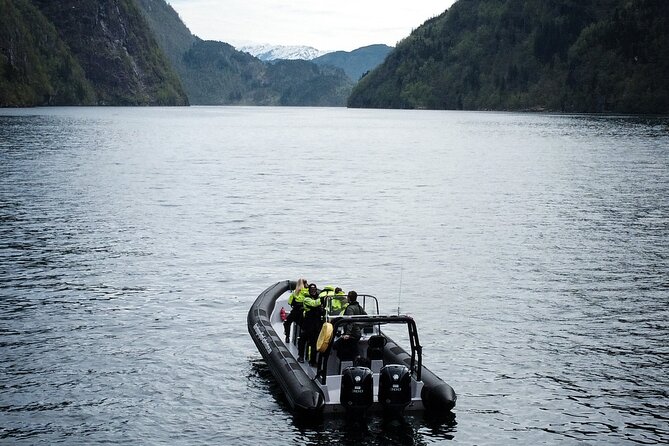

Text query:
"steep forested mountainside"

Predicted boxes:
[[134, 0, 196, 64], [0, 0, 188, 106], [32, 0, 188, 105], [266, 60, 353, 106], [348, 0, 669, 114], [0, 0, 94, 106]]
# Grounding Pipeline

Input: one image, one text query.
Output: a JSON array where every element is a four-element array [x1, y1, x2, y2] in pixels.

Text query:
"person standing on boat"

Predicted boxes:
[[329, 287, 348, 315], [298, 283, 323, 365], [284, 278, 308, 343], [335, 290, 366, 361], [318, 285, 337, 315]]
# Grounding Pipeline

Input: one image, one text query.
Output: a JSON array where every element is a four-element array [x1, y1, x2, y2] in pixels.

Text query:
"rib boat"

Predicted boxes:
[[247, 280, 457, 416]]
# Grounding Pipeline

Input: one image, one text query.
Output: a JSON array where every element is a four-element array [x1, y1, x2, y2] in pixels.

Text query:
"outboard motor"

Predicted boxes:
[[340, 366, 373, 417], [378, 364, 412, 416]]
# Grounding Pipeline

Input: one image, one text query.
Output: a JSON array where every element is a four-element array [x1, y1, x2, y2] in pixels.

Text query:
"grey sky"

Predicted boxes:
[[168, 0, 458, 51]]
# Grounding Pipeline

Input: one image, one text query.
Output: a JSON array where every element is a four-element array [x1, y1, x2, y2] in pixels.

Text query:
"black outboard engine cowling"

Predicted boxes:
[[340, 366, 373, 416], [379, 364, 412, 415]]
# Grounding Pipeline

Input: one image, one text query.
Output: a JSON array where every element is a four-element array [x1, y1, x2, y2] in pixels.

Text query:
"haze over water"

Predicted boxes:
[[1, 107, 667, 445]]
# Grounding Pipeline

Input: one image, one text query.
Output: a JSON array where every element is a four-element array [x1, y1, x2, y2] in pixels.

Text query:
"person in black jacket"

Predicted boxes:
[[335, 291, 366, 361], [298, 283, 323, 365]]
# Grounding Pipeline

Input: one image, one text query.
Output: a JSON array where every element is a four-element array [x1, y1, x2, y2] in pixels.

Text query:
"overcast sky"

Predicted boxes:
[[168, 0, 458, 51]]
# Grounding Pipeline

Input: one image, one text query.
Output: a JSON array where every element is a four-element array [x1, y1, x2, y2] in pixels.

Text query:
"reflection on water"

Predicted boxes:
[[1, 107, 668, 445]]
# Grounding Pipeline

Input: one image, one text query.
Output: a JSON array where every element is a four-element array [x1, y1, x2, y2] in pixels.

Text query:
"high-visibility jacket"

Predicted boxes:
[[318, 286, 335, 299], [288, 287, 308, 307], [318, 285, 337, 315], [303, 293, 322, 319], [329, 291, 348, 315]]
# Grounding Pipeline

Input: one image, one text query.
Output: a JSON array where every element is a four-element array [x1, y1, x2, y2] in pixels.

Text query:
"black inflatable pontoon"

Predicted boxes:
[[247, 280, 456, 415]]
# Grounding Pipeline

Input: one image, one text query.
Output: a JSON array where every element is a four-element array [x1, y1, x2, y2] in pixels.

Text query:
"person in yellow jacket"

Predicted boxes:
[[318, 285, 348, 316], [329, 287, 348, 315], [318, 285, 335, 314], [284, 278, 308, 343]]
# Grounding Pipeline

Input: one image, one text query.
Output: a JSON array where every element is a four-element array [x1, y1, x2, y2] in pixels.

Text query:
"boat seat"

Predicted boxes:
[[340, 360, 353, 374], [370, 359, 384, 373], [366, 335, 386, 361]]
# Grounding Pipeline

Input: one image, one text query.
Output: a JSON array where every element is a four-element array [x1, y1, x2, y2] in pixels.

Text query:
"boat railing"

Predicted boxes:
[[359, 294, 380, 315], [321, 293, 380, 316], [318, 314, 423, 385]]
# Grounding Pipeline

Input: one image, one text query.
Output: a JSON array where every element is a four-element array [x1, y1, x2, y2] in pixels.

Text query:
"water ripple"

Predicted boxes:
[[1, 107, 668, 445]]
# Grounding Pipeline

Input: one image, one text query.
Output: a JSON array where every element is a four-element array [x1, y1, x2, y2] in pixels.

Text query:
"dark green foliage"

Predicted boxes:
[[180, 39, 268, 105], [32, 0, 188, 105], [0, 0, 95, 106], [348, 0, 669, 114], [135, 0, 196, 62], [0, 0, 188, 106], [266, 60, 353, 106], [312, 44, 393, 81], [177, 40, 352, 106], [567, 0, 669, 113]]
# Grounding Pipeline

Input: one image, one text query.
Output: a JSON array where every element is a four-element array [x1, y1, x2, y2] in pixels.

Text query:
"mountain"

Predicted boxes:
[[136, 0, 353, 106], [313, 44, 393, 81], [176, 40, 352, 106], [265, 60, 353, 106], [348, 0, 669, 114], [134, 0, 196, 63], [0, 0, 188, 106], [1, 0, 351, 107], [0, 0, 94, 106], [237, 44, 328, 61]]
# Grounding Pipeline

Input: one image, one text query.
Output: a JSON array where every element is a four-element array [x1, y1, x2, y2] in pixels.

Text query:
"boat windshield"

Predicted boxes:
[[323, 293, 379, 316]]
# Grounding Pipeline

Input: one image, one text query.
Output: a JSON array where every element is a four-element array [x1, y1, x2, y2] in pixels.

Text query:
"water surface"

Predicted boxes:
[[1, 107, 667, 444]]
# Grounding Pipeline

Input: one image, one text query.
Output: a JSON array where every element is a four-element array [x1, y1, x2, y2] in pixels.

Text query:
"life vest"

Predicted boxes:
[[288, 287, 308, 307], [329, 291, 348, 315], [318, 286, 336, 299]]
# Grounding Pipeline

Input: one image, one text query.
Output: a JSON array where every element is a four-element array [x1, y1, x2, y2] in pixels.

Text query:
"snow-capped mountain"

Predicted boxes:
[[236, 44, 330, 61]]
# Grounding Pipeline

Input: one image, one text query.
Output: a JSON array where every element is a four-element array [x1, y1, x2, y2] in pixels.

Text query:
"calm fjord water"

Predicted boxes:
[[0, 107, 667, 445]]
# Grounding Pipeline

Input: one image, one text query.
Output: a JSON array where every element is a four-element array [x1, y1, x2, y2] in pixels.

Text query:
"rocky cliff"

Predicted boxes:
[[1, 0, 188, 106]]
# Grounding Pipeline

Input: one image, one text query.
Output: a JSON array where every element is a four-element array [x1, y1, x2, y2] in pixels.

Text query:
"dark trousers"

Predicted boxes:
[[283, 307, 303, 342], [299, 316, 322, 363]]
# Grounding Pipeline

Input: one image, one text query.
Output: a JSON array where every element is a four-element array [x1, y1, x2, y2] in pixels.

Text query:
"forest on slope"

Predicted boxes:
[[348, 0, 669, 114], [135, 0, 353, 106], [312, 44, 393, 81], [0, 0, 188, 106], [1, 0, 353, 107]]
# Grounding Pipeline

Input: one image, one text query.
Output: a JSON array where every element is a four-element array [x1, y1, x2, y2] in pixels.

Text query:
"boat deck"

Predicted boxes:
[[271, 297, 426, 412]]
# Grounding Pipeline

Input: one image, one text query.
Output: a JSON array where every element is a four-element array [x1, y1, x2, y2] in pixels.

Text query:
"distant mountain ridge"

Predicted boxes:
[[238, 43, 394, 82], [313, 44, 393, 81], [237, 44, 328, 61], [135, 0, 353, 106]]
